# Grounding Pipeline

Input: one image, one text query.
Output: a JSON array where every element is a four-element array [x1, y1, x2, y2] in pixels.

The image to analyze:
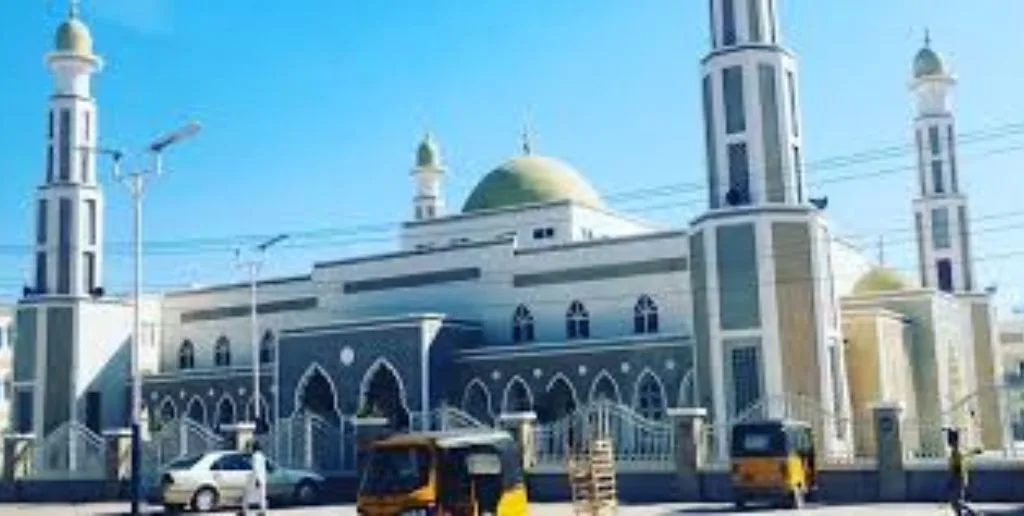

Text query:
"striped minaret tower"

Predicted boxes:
[[689, 0, 852, 459]]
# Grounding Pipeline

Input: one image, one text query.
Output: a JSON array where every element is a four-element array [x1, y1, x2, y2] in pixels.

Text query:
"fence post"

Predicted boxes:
[[3, 433, 34, 480], [102, 428, 133, 481], [498, 412, 538, 471], [225, 422, 257, 452], [872, 402, 906, 501], [667, 407, 707, 501]]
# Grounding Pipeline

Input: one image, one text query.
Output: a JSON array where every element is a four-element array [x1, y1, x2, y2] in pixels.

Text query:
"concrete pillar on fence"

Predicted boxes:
[[353, 417, 391, 474], [872, 402, 907, 501], [667, 407, 708, 501], [225, 422, 257, 452], [498, 412, 537, 471], [2, 433, 35, 480], [102, 428, 133, 480]]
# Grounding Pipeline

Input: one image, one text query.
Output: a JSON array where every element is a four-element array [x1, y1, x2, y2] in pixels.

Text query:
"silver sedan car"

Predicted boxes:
[[154, 450, 324, 513]]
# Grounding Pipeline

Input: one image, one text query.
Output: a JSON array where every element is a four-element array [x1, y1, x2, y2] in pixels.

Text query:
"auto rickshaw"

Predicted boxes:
[[730, 419, 817, 509], [357, 430, 528, 516]]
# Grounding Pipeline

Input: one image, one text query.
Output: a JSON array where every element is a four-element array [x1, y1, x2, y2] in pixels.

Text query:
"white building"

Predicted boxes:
[[7, 2, 1008, 470]]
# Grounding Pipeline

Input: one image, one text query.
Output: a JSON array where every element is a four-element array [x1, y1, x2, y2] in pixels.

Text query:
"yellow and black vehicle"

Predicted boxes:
[[357, 430, 528, 516], [730, 419, 817, 509]]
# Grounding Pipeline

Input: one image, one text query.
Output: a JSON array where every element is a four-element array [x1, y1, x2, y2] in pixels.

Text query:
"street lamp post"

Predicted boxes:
[[92, 121, 201, 516], [235, 234, 288, 432]]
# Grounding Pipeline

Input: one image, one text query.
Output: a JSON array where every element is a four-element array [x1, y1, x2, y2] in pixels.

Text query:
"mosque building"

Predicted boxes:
[[7, 1, 1008, 469]]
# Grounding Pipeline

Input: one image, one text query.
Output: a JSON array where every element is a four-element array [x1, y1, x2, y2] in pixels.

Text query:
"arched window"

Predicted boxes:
[[503, 377, 534, 414], [259, 331, 275, 364], [159, 399, 178, 424], [634, 295, 659, 334], [178, 340, 195, 370], [635, 371, 666, 421], [512, 305, 535, 343], [214, 337, 231, 367], [566, 300, 590, 340], [215, 396, 236, 431]]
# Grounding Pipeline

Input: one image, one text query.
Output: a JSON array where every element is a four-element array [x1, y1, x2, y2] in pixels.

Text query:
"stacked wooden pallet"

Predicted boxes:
[[568, 438, 618, 515]]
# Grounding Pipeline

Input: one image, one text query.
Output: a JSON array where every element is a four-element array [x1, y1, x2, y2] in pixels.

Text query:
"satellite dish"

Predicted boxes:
[[810, 196, 829, 210]]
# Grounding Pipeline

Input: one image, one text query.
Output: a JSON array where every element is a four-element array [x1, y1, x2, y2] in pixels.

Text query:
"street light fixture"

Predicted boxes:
[[234, 234, 288, 434], [90, 120, 201, 516]]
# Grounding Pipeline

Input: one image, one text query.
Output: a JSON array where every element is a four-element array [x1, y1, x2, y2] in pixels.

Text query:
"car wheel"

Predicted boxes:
[[191, 487, 219, 513], [294, 479, 319, 505]]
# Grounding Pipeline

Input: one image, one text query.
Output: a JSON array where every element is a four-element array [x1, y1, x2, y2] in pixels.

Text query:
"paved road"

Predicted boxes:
[[0, 502, 1022, 515]]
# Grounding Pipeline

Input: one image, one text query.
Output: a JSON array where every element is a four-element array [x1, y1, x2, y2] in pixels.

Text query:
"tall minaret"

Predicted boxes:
[[32, 4, 105, 298], [690, 0, 851, 458], [702, 0, 805, 208], [910, 34, 973, 293], [411, 132, 445, 221]]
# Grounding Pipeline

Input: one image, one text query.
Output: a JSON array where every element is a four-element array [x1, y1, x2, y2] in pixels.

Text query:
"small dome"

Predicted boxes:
[[416, 133, 441, 168], [462, 155, 602, 213], [913, 46, 944, 79], [55, 18, 93, 55], [853, 267, 909, 295]]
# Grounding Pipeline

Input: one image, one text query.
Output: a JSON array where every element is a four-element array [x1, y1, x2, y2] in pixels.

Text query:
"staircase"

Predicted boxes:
[[567, 438, 618, 515]]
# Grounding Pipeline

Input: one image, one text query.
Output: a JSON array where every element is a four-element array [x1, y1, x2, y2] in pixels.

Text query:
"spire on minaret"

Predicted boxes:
[[878, 235, 886, 266], [69, 0, 80, 19]]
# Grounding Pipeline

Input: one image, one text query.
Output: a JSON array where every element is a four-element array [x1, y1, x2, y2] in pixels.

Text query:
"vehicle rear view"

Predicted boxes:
[[357, 440, 437, 515], [730, 420, 816, 509]]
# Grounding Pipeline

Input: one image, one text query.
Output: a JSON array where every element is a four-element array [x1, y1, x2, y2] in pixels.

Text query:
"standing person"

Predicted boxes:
[[243, 441, 269, 515], [946, 428, 979, 516]]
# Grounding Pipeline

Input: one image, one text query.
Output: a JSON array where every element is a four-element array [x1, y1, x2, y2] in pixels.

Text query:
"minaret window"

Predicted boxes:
[[566, 300, 590, 340], [57, 198, 71, 294], [633, 295, 659, 334], [727, 143, 750, 204], [702, 75, 720, 208], [46, 145, 54, 183], [723, 66, 746, 134], [916, 130, 926, 196], [722, 0, 737, 46], [937, 259, 953, 292], [259, 331, 275, 364], [85, 199, 96, 245], [35, 252, 47, 294], [915, 213, 927, 287], [932, 208, 951, 249], [59, 109, 71, 181], [747, 0, 762, 42], [958, 206, 972, 290], [48, 111, 54, 139], [729, 342, 762, 417], [767, 0, 777, 43], [793, 146, 804, 203], [83, 252, 95, 293], [214, 337, 231, 367], [786, 71, 799, 137], [928, 126, 941, 155], [948, 126, 958, 193], [36, 200, 47, 245], [931, 160, 944, 193], [512, 304, 535, 343]]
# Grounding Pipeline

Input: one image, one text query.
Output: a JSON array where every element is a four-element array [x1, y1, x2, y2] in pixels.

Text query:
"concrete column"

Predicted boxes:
[[353, 417, 391, 474], [668, 407, 708, 500], [872, 402, 907, 501], [2, 434, 35, 480], [498, 412, 537, 471], [102, 428, 133, 480]]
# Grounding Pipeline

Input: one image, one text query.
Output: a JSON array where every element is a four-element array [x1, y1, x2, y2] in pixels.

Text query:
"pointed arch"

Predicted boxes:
[[214, 394, 237, 430], [588, 370, 622, 404], [633, 295, 659, 334], [159, 398, 178, 424], [214, 336, 231, 367], [292, 362, 341, 419], [632, 367, 668, 421], [566, 300, 590, 340], [541, 373, 579, 423], [678, 368, 697, 407], [178, 340, 195, 370], [185, 396, 207, 426], [359, 357, 410, 428], [512, 304, 535, 343], [245, 394, 270, 421], [460, 378, 493, 423], [501, 375, 534, 414]]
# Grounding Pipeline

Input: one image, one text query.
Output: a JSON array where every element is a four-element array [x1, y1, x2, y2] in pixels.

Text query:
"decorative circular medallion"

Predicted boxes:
[[340, 346, 355, 366], [666, 359, 676, 370], [491, 370, 501, 381], [578, 365, 587, 376], [533, 368, 542, 379], [620, 362, 631, 374]]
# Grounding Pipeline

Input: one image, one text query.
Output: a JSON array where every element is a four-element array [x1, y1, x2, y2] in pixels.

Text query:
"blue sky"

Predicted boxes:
[[2, 1, 1024, 311]]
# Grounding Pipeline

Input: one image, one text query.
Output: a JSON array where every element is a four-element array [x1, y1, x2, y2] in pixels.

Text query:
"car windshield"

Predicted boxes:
[[731, 424, 786, 457], [360, 445, 431, 495], [165, 454, 204, 470]]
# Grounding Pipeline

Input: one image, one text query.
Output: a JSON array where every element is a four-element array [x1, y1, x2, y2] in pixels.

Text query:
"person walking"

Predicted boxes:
[[242, 440, 269, 515], [946, 428, 980, 516]]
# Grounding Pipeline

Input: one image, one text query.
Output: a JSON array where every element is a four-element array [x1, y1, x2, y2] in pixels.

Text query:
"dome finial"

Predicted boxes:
[[69, 0, 80, 19], [924, 28, 931, 48], [415, 130, 441, 169]]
